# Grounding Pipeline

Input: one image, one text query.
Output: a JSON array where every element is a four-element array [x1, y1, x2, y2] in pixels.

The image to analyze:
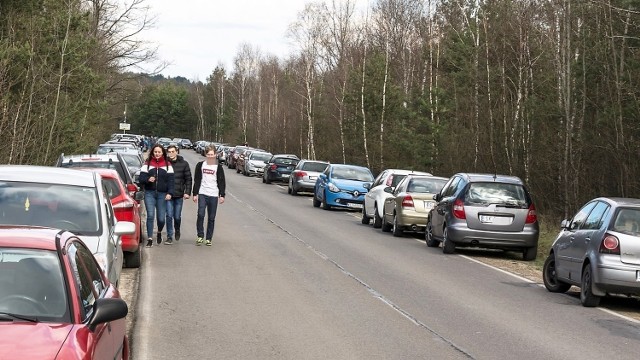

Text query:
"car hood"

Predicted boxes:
[[332, 179, 370, 191], [0, 322, 73, 359], [249, 160, 266, 166]]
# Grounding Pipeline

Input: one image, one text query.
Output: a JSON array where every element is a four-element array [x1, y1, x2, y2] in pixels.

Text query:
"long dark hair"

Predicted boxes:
[[146, 144, 168, 165]]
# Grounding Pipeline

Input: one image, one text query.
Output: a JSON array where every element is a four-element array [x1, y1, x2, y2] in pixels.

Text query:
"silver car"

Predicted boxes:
[[244, 151, 272, 176], [0, 166, 135, 286], [288, 160, 329, 195], [427, 173, 539, 261], [543, 197, 640, 307]]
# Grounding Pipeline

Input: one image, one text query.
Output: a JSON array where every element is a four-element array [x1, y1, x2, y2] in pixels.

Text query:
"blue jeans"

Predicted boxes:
[[145, 191, 167, 239], [166, 197, 184, 238], [197, 194, 219, 240]]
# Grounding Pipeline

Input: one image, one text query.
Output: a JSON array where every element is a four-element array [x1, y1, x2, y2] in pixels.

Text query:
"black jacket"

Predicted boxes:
[[193, 162, 226, 197], [138, 157, 175, 194], [168, 155, 193, 198]]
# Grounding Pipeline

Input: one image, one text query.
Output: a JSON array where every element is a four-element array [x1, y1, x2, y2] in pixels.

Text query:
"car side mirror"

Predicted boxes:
[[363, 183, 371, 190], [89, 298, 128, 332], [560, 219, 570, 229], [319, 174, 327, 180], [134, 191, 144, 202], [114, 221, 136, 236], [433, 193, 441, 202], [383, 186, 393, 193]]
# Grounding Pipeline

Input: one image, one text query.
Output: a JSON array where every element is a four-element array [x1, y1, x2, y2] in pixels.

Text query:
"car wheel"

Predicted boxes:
[[287, 186, 292, 194], [373, 205, 383, 229], [442, 226, 455, 254], [262, 175, 266, 183], [361, 206, 371, 225], [291, 186, 298, 196], [542, 253, 571, 293], [381, 215, 392, 232], [313, 192, 321, 208], [124, 245, 141, 268], [425, 218, 439, 247], [523, 245, 538, 261], [392, 214, 403, 237], [322, 191, 331, 210], [580, 265, 601, 307], [265, 176, 271, 184]]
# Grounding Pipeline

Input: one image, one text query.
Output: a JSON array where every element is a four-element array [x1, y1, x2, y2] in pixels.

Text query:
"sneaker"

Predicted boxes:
[[164, 237, 173, 245], [175, 231, 180, 241], [156, 233, 162, 245], [196, 237, 204, 246], [205, 240, 212, 246], [146, 239, 153, 247]]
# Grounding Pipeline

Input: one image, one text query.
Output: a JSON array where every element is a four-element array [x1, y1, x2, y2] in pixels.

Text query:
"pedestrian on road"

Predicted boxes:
[[165, 145, 192, 244], [192, 145, 226, 246], [139, 144, 175, 247]]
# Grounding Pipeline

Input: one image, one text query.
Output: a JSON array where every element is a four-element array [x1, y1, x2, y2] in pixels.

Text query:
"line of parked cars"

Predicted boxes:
[[0, 132, 152, 359], [214, 142, 640, 308]]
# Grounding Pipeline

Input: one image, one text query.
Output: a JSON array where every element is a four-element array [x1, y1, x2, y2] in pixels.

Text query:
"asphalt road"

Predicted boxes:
[[124, 150, 640, 360]]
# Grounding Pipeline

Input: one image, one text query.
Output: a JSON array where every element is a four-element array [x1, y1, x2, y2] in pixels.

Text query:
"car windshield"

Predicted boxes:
[[250, 153, 272, 162], [407, 178, 448, 193], [96, 145, 134, 154], [332, 167, 374, 182], [60, 160, 128, 185], [612, 208, 640, 235], [0, 248, 69, 322], [0, 181, 101, 235], [102, 178, 122, 200], [464, 182, 529, 208], [120, 153, 142, 168], [302, 162, 328, 172]]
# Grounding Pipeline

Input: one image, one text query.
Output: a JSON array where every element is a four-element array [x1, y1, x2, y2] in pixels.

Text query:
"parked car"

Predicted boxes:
[[288, 160, 329, 195], [235, 148, 253, 174], [82, 168, 144, 268], [426, 173, 539, 260], [179, 139, 193, 149], [243, 151, 273, 176], [56, 153, 138, 197], [228, 146, 250, 169], [262, 154, 300, 184], [0, 166, 136, 285], [362, 169, 432, 228], [312, 164, 374, 210], [97, 142, 138, 154], [217, 145, 230, 164], [543, 197, 640, 307], [381, 175, 448, 236], [0, 226, 130, 359]]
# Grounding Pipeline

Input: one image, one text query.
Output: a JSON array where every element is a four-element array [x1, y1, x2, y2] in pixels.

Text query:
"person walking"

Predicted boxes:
[[192, 145, 226, 246], [139, 144, 175, 247], [165, 145, 192, 244]]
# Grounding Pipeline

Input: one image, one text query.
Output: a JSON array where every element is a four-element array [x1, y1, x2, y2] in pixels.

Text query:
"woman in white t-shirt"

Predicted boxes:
[[192, 145, 226, 246]]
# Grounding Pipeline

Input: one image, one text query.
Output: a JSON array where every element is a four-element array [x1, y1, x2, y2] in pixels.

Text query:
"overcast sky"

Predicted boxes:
[[139, 0, 317, 80]]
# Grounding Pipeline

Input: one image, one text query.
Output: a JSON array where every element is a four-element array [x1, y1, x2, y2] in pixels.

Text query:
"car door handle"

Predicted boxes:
[[585, 237, 591, 242]]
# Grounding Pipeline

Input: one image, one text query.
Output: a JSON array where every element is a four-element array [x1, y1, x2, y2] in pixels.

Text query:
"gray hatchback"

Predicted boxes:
[[543, 197, 640, 307], [426, 173, 539, 260]]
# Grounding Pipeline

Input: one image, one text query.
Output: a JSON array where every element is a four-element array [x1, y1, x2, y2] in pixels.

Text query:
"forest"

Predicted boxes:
[[2, 0, 640, 219]]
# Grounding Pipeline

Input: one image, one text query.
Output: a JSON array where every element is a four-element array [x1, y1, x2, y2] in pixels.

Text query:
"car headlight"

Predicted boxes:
[[328, 183, 340, 192]]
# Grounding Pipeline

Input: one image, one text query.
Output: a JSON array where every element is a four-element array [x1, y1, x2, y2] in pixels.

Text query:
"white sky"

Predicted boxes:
[[140, 0, 315, 80]]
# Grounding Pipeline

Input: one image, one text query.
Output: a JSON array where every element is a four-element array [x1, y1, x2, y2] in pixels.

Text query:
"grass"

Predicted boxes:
[[533, 215, 562, 269]]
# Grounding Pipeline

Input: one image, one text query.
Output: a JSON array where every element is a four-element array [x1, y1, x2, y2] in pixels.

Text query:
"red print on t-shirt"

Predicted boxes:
[[203, 168, 216, 175]]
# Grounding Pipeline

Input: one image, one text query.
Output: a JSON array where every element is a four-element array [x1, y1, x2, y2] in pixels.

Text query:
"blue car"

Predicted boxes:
[[313, 164, 374, 210]]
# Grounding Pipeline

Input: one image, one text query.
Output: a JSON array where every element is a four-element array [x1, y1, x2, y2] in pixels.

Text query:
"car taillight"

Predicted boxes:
[[113, 200, 135, 209], [270, 164, 277, 170], [295, 171, 307, 178], [402, 195, 414, 208], [453, 198, 466, 219], [600, 234, 620, 255], [525, 204, 537, 224]]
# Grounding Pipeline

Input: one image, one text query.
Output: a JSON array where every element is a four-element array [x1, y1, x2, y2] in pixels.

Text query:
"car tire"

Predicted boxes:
[[425, 218, 439, 247], [287, 186, 292, 194], [373, 205, 383, 229], [291, 186, 298, 196], [580, 265, 601, 307], [392, 214, 403, 237], [322, 191, 331, 210], [313, 193, 321, 208], [262, 176, 266, 183], [124, 245, 141, 268], [265, 176, 271, 184], [442, 227, 455, 254], [523, 245, 538, 261], [381, 216, 392, 232], [542, 253, 571, 293], [361, 206, 371, 225]]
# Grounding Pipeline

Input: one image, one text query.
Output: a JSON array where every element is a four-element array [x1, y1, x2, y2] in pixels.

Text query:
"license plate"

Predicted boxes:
[[347, 203, 363, 209], [282, 174, 290, 178], [309, 176, 316, 180], [479, 215, 494, 223], [424, 201, 434, 209]]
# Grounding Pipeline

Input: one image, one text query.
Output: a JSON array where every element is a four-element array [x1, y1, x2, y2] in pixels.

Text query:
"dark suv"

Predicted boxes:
[[262, 154, 300, 184], [426, 173, 539, 260]]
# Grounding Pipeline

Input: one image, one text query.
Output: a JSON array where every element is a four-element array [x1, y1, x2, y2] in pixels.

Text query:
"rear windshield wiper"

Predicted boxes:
[[0, 312, 38, 322]]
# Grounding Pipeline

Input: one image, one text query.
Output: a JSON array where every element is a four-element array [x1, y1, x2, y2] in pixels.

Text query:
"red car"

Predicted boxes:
[[82, 168, 144, 268], [0, 226, 129, 359]]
